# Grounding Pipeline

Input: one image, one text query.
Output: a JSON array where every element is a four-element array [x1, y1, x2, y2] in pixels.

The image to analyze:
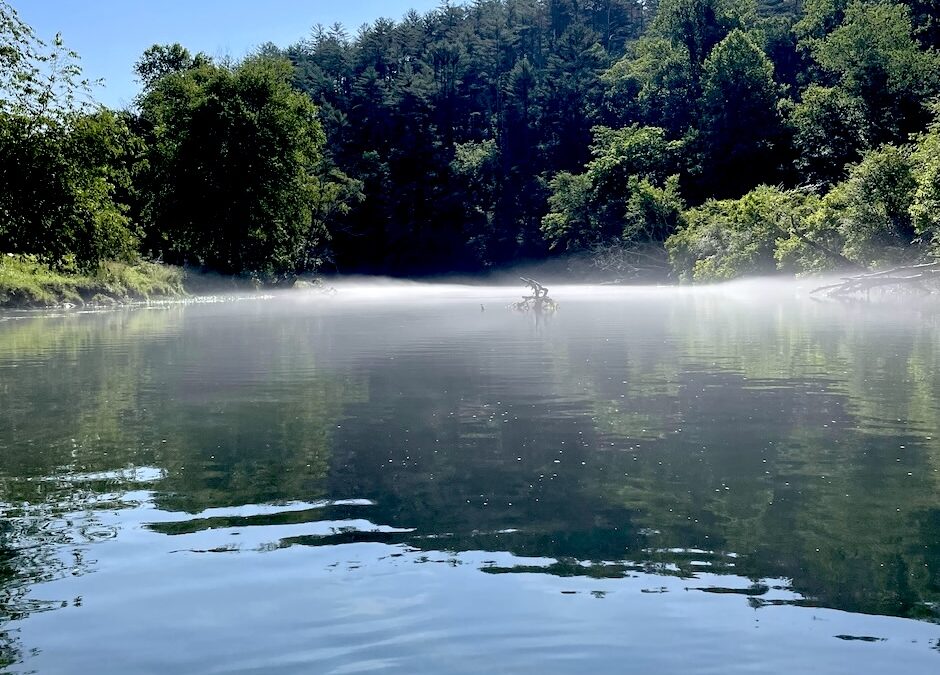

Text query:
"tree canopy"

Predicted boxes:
[[135, 54, 330, 278], [2, 0, 940, 281]]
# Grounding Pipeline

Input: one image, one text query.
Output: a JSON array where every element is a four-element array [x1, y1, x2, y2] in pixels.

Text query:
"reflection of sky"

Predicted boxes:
[[15, 512, 940, 674], [14, 0, 444, 109], [3, 286, 940, 671]]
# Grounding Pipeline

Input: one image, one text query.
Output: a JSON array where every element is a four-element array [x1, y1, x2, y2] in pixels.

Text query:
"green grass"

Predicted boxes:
[[0, 254, 186, 308]]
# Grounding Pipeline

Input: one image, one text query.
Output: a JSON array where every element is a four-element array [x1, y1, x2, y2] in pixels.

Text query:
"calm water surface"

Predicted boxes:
[[1, 282, 939, 673]]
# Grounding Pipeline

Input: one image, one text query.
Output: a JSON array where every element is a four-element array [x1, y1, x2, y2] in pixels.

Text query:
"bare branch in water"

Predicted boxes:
[[512, 277, 557, 313]]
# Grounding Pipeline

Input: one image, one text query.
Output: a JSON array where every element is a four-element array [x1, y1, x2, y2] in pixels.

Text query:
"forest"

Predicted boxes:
[[1, 0, 940, 288]]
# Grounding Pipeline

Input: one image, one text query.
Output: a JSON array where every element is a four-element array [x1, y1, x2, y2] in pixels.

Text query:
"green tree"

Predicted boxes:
[[133, 43, 209, 89], [538, 21, 609, 172], [835, 143, 919, 265], [136, 53, 329, 278], [787, 84, 869, 187], [652, 0, 755, 99], [671, 144, 923, 280], [0, 1, 94, 122], [604, 37, 694, 134], [542, 171, 595, 250], [0, 1, 138, 270], [0, 109, 140, 269], [755, 14, 802, 92], [793, 0, 848, 46], [451, 138, 501, 264], [542, 124, 681, 249], [700, 29, 783, 196], [622, 174, 687, 244], [906, 0, 940, 49], [810, 0, 940, 145], [666, 185, 808, 280], [910, 109, 940, 251], [773, 188, 849, 273]]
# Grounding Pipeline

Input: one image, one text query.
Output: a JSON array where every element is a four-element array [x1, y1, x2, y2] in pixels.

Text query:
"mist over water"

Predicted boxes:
[[2, 281, 940, 673]]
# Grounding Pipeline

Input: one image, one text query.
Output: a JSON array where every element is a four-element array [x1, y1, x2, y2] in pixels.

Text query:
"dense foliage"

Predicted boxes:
[[2, 0, 940, 281], [1, 2, 337, 280], [135, 53, 333, 277], [0, 2, 138, 271]]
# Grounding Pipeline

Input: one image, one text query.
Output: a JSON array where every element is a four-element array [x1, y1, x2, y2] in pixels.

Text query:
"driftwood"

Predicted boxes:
[[810, 261, 940, 298], [512, 277, 558, 312]]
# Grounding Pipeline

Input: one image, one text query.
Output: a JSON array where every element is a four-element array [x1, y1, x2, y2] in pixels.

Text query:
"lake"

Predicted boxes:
[[1, 281, 939, 673]]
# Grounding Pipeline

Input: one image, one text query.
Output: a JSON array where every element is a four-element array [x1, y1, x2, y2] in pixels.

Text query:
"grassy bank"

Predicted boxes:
[[0, 255, 187, 308]]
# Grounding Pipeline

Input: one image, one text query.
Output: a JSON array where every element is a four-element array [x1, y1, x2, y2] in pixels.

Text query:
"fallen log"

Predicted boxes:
[[810, 261, 940, 298]]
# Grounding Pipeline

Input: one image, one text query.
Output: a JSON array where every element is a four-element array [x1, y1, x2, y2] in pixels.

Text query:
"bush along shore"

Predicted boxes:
[[0, 255, 187, 309]]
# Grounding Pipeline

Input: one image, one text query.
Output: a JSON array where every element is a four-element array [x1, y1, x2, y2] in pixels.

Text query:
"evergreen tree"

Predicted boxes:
[[700, 29, 783, 196]]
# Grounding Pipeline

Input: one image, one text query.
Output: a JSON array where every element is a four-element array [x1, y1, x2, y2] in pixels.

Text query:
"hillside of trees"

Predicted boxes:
[[2, 0, 940, 284]]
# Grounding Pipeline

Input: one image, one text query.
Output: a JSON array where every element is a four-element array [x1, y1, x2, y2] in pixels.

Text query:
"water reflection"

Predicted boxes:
[[1, 286, 940, 672]]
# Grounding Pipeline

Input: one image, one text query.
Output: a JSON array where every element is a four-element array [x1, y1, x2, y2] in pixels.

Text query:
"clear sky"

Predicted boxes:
[[14, 0, 443, 109]]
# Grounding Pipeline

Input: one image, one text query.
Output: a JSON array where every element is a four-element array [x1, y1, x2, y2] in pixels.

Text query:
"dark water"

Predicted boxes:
[[2, 282, 940, 673]]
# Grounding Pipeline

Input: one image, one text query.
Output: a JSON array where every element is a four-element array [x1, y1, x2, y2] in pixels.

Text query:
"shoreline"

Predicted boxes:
[[5, 255, 937, 312], [0, 255, 346, 311], [0, 255, 189, 309]]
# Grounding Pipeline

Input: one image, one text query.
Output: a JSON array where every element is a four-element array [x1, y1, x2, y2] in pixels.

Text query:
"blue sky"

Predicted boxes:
[[14, 1, 443, 109]]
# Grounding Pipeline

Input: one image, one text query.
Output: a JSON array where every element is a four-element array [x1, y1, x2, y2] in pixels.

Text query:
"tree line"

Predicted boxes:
[[1, 0, 939, 282]]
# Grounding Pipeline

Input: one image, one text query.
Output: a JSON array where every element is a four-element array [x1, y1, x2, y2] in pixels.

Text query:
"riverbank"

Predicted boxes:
[[0, 255, 187, 308]]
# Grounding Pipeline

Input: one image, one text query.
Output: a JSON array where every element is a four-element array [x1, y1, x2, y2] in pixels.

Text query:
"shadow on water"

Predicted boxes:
[[2, 280, 940, 670]]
